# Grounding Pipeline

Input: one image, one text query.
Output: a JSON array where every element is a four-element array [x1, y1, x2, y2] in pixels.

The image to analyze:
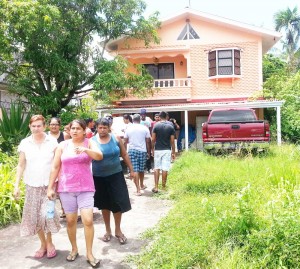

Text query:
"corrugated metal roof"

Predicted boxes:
[[97, 99, 284, 114]]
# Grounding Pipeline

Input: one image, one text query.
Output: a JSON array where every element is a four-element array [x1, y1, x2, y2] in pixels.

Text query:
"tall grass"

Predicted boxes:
[[134, 144, 300, 268]]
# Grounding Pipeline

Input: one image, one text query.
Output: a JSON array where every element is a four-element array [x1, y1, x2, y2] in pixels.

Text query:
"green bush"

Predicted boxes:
[[0, 102, 30, 153], [0, 161, 23, 228]]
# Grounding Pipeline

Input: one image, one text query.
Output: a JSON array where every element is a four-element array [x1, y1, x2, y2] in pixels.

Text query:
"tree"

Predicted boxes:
[[263, 70, 300, 143], [0, 0, 160, 116], [262, 54, 287, 82], [274, 6, 300, 70]]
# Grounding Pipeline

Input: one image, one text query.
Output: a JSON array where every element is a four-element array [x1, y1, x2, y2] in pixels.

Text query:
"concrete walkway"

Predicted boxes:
[[0, 174, 172, 269]]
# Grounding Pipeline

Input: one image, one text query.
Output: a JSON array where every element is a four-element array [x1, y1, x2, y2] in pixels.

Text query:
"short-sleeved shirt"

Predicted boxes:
[[57, 138, 94, 192], [124, 123, 150, 152], [92, 134, 122, 177], [152, 121, 175, 150], [18, 134, 58, 187], [140, 118, 151, 129]]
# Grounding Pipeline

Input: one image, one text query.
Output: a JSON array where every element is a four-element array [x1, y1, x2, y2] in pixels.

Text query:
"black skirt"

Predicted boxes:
[[93, 171, 131, 213]]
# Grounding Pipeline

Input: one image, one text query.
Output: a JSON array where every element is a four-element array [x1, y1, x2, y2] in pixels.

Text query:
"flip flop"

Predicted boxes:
[[141, 185, 147, 190], [115, 234, 127, 245], [134, 192, 142, 196], [34, 249, 47, 259], [152, 188, 158, 193], [66, 252, 79, 262], [86, 258, 100, 268], [47, 247, 57, 259], [101, 234, 112, 242]]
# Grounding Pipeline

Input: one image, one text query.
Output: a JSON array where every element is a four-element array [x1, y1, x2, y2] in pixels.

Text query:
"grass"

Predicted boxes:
[[133, 144, 300, 268]]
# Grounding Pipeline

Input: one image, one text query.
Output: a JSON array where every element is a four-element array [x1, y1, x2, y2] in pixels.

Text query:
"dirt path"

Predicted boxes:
[[0, 174, 172, 269]]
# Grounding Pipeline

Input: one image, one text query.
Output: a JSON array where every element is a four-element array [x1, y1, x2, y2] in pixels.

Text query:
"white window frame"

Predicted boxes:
[[208, 48, 241, 79]]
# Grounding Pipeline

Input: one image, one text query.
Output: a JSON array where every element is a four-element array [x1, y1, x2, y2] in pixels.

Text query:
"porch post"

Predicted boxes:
[[184, 110, 189, 151], [276, 106, 282, 146]]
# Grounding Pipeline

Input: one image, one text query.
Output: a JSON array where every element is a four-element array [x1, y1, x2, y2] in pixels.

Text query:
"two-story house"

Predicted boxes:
[[101, 8, 284, 149]]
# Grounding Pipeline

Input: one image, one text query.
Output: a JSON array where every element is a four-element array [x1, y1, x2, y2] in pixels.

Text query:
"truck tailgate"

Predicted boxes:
[[206, 121, 268, 142]]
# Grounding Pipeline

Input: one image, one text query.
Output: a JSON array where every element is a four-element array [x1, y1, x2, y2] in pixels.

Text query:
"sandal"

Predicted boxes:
[[66, 252, 79, 262], [34, 249, 47, 259], [152, 188, 158, 193], [101, 234, 112, 242], [115, 234, 127, 245], [47, 247, 57, 259], [86, 258, 100, 268], [134, 192, 142, 196], [141, 185, 147, 190]]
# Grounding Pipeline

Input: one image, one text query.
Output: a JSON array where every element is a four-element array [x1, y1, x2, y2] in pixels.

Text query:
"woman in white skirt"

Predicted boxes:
[[14, 114, 60, 259]]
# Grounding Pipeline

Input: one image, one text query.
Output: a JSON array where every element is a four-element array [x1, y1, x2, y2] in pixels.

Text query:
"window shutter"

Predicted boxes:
[[208, 51, 216, 77], [234, 49, 241, 75]]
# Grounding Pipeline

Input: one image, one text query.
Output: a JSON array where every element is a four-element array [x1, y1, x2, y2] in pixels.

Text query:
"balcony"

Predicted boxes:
[[153, 78, 191, 88], [118, 78, 192, 102]]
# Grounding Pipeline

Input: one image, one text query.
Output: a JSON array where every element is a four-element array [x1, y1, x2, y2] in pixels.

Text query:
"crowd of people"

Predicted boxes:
[[13, 108, 178, 267]]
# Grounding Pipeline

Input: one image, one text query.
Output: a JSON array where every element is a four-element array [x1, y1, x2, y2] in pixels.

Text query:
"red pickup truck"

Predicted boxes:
[[202, 108, 270, 152]]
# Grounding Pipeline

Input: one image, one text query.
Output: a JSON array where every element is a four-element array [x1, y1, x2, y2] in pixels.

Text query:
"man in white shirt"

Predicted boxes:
[[124, 114, 151, 196]]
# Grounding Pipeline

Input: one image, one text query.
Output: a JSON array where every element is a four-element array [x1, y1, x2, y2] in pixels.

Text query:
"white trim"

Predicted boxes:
[[276, 106, 282, 145], [184, 110, 189, 151], [98, 100, 284, 114]]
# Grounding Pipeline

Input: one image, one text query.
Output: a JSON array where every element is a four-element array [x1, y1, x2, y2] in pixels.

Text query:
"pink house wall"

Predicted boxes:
[[115, 14, 266, 101]]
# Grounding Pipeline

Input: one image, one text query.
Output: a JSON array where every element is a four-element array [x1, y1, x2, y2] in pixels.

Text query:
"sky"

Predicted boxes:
[[143, 0, 299, 31]]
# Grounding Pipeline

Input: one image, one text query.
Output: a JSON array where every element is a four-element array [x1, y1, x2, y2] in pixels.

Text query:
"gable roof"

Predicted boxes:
[[162, 8, 281, 53], [106, 7, 281, 54]]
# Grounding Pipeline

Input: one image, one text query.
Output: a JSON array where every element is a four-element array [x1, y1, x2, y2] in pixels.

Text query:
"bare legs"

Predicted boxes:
[[66, 212, 78, 256], [81, 208, 95, 261], [153, 169, 160, 192], [102, 209, 112, 236], [65, 209, 97, 261], [133, 172, 141, 195], [102, 209, 124, 237], [139, 172, 146, 189], [161, 171, 168, 189], [133, 172, 146, 195], [36, 230, 54, 255], [153, 169, 168, 192]]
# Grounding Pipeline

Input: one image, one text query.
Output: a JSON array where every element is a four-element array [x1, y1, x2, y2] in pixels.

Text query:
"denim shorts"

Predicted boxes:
[[59, 191, 94, 214], [154, 150, 171, 171]]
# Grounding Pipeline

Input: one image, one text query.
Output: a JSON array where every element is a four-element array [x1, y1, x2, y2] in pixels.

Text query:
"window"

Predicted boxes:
[[177, 23, 200, 40], [208, 49, 241, 77], [209, 110, 256, 123], [144, 63, 174, 87]]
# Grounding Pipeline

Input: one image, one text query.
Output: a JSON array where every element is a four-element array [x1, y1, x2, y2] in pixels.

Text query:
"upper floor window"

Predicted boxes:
[[144, 63, 174, 80], [208, 49, 241, 77], [144, 63, 174, 87]]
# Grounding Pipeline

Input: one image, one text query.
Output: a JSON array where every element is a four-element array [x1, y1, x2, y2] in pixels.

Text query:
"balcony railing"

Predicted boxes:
[[153, 78, 192, 88], [117, 78, 192, 102]]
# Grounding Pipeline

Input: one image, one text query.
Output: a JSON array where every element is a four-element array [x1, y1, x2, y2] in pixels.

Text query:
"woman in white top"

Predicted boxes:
[[14, 115, 60, 259]]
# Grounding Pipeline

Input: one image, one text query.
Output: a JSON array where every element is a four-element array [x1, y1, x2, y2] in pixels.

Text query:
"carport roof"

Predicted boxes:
[[97, 100, 284, 115]]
